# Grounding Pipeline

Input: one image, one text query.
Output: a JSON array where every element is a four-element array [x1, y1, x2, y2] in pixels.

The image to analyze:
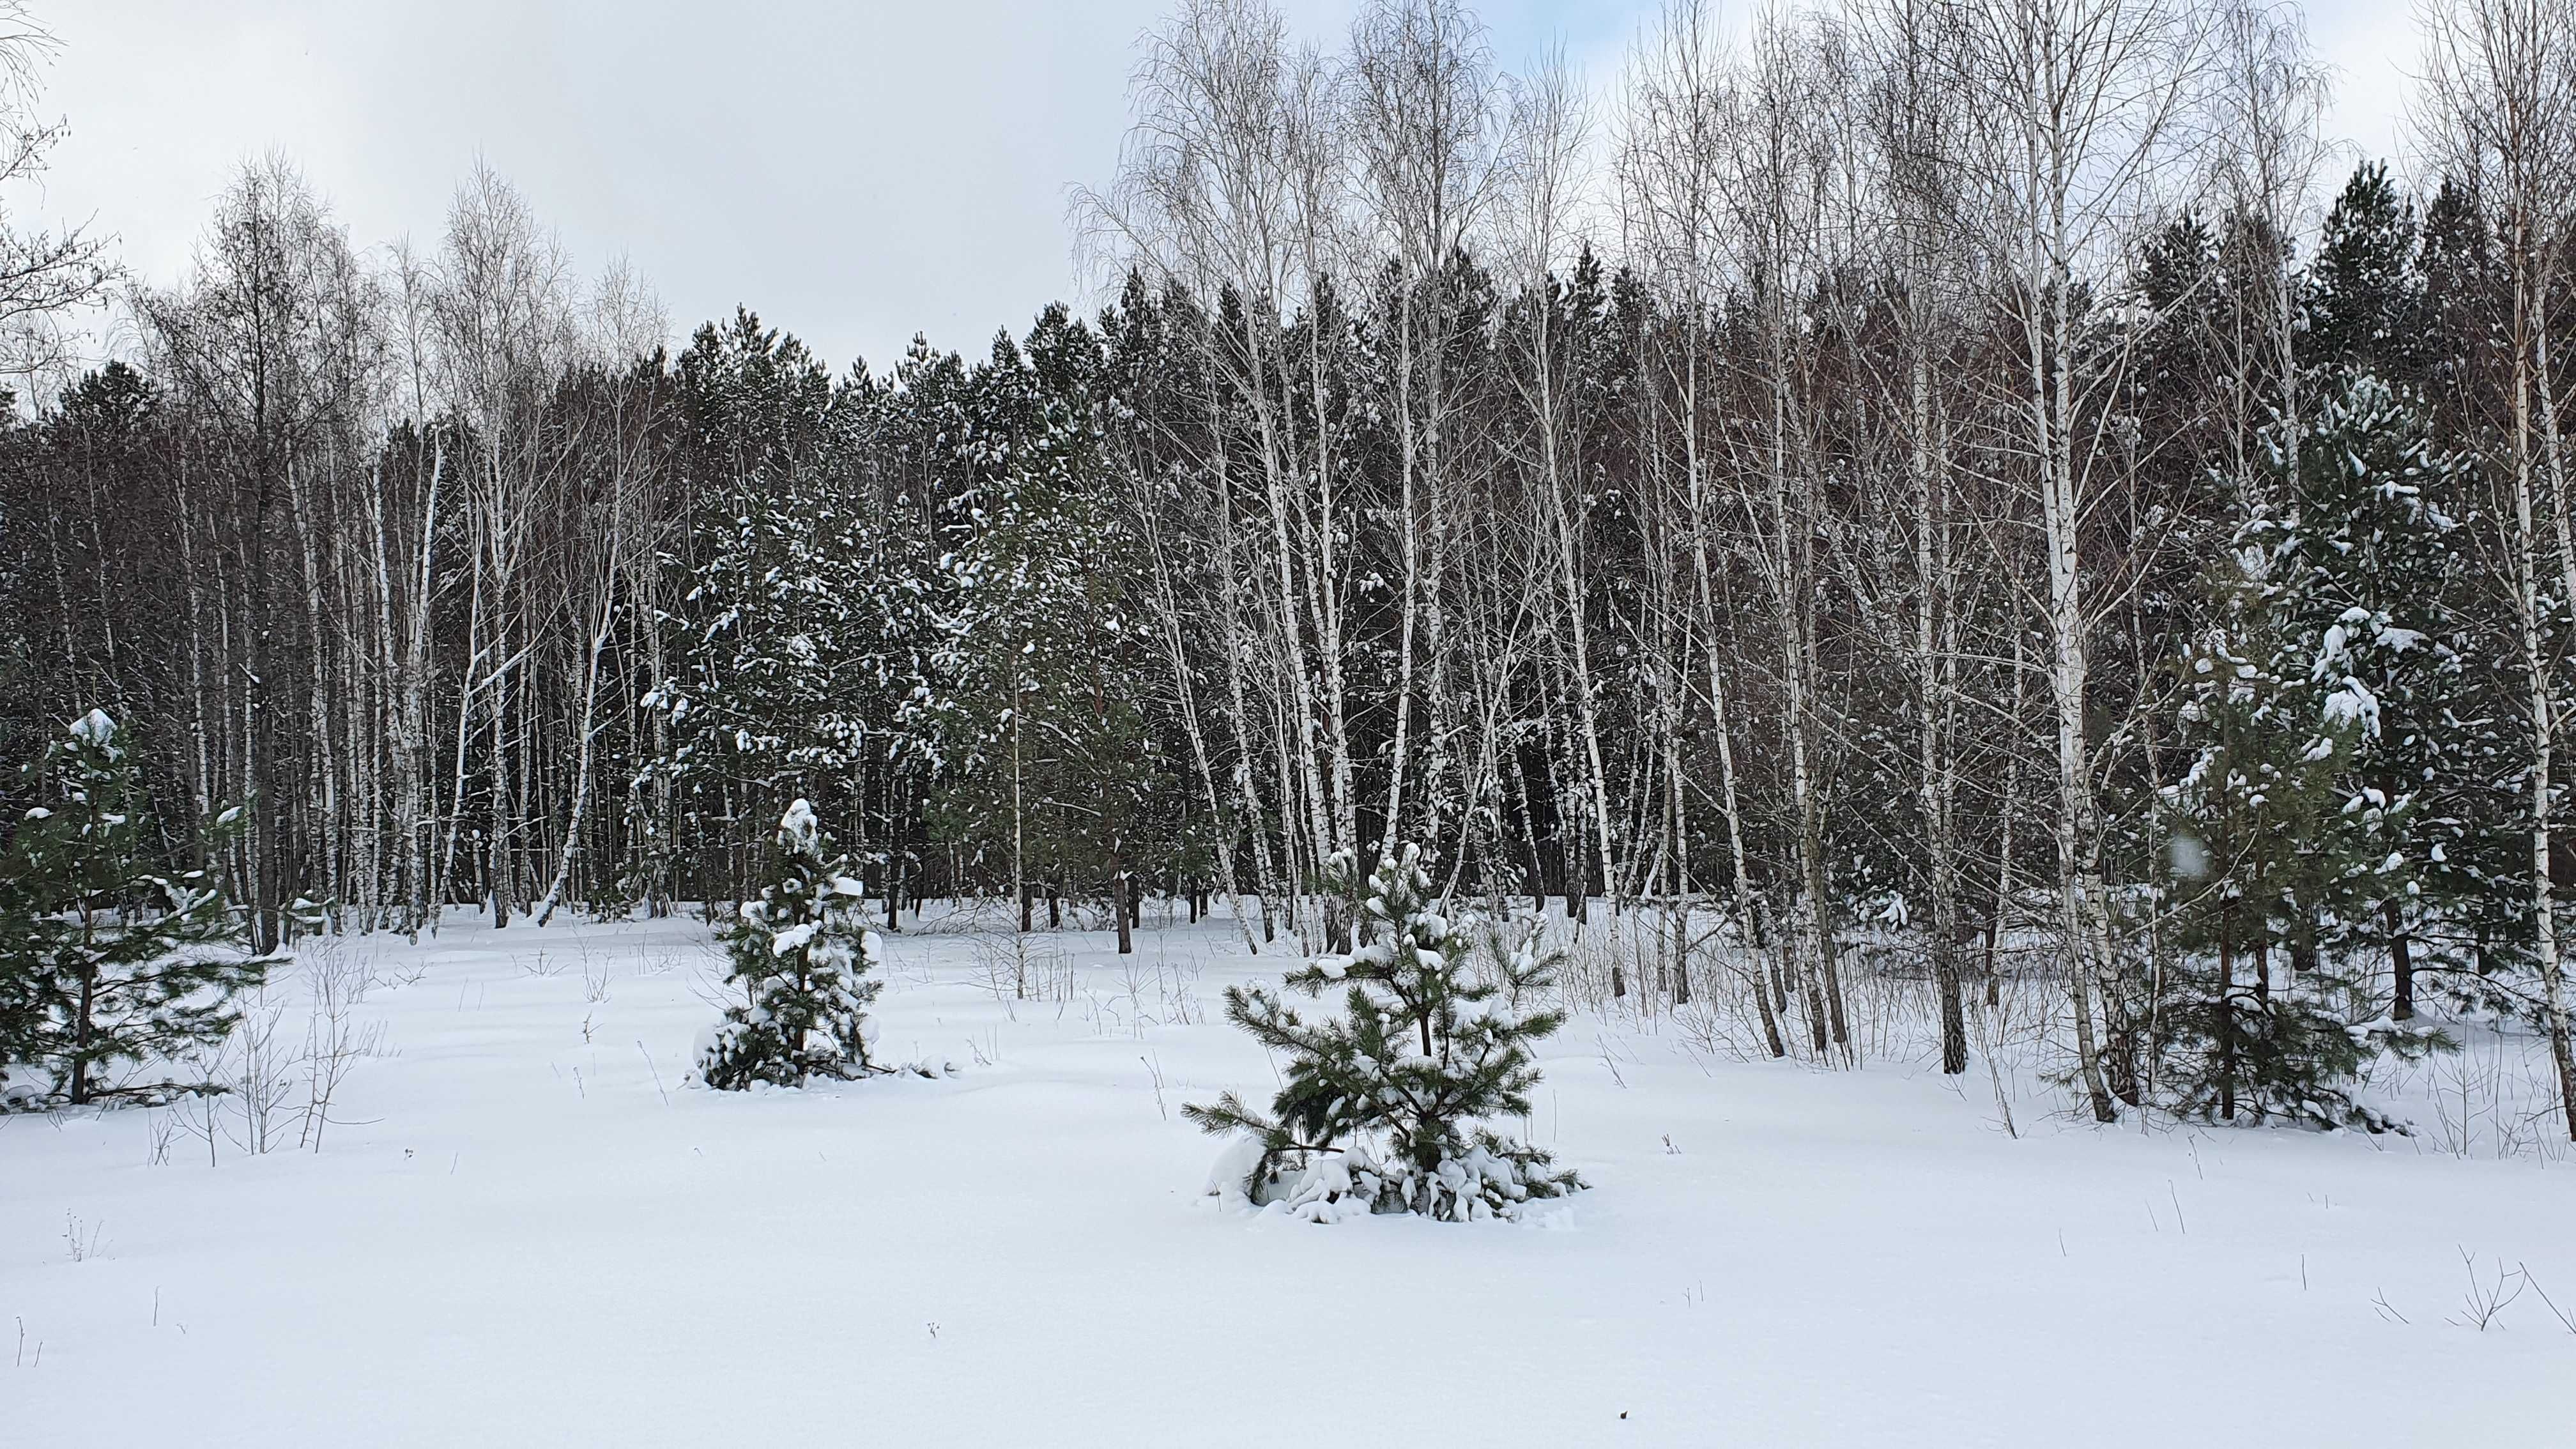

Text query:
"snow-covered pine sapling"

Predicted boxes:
[[695, 800, 883, 1090], [1186, 844, 1581, 1222], [0, 710, 275, 1108]]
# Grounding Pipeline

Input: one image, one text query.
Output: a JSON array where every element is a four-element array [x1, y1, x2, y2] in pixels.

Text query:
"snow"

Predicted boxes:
[[68, 707, 118, 751], [5, 908, 2572, 1445]]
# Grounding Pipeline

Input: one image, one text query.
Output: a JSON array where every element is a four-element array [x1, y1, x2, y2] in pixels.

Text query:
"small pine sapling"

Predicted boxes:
[[696, 800, 884, 1089], [1186, 844, 1582, 1222], [0, 710, 274, 1107]]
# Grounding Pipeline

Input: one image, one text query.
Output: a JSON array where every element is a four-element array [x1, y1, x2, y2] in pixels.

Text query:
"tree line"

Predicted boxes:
[[6, 0, 2576, 1133]]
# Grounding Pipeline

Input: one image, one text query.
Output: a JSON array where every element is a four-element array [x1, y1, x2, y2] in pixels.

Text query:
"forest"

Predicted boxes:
[[6, 0, 2576, 1139]]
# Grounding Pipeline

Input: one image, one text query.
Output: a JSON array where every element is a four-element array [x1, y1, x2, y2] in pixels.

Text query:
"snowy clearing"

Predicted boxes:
[[5, 908, 2570, 1446]]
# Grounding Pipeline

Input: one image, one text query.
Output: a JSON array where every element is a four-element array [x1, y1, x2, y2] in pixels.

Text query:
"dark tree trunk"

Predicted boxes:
[[2219, 912, 2237, 1121], [69, 960, 97, 1105], [2387, 900, 2414, 1022], [1934, 931, 1967, 1075]]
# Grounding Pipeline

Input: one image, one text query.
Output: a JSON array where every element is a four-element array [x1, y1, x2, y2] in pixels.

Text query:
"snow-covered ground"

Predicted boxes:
[[5, 907, 2570, 1445]]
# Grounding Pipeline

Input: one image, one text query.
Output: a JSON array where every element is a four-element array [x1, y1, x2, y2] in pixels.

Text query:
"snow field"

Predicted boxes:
[[4, 908, 2570, 1446]]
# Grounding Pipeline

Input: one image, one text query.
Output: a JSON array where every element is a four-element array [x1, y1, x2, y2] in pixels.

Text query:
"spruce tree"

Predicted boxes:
[[695, 799, 883, 1089], [0, 710, 271, 1106], [1186, 845, 1581, 1222]]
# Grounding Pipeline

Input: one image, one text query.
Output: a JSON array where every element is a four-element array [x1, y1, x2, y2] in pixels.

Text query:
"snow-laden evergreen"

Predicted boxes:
[[915, 309, 1168, 924], [0, 711, 273, 1107], [1187, 845, 1579, 1222], [2153, 372, 2464, 1126], [695, 800, 883, 1089]]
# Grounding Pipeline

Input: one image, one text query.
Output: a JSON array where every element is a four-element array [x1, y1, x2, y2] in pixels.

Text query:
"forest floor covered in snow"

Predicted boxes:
[[4, 906, 2572, 1445]]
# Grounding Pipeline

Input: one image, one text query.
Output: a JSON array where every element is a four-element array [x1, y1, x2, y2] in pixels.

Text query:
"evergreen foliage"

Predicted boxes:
[[1186, 845, 1580, 1221], [2308, 164, 2425, 385], [0, 710, 271, 1106], [918, 308, 1170, 922], [696, 799, 883, 1090], [2154, 374, 2462, 1127], [644, 310, 894, 908], [2267, 374, 2510, 1010]]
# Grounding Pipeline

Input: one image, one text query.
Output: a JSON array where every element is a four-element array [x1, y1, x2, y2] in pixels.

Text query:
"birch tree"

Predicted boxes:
[[2416, 0, 2576, 1141], [1945, 0, 2201, 1121]]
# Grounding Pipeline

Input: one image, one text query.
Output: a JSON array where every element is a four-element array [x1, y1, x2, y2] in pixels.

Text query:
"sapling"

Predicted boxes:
[[298, 947, 388, 1151], [695, 800, 884, 1089], [1188, 844, 1583, 1222], [0, 711, 276, 1107]]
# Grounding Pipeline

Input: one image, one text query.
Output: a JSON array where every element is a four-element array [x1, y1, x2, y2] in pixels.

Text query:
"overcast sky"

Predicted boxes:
[[32, 0, 2419, 374]]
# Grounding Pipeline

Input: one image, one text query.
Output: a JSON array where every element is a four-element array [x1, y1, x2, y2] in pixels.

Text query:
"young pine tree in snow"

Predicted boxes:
[[0, 710, 272, 1107], [2159, 559, 2380, 1126], [696, 800, 883, 1089], [1186, 845, 1581, 1222], [2155, 376, 2458, 1128]]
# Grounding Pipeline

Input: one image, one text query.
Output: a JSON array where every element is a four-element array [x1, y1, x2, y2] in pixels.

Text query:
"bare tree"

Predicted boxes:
[[1850, 0, 1981, 1073], [1942, 0, 2203, 1121], [1347, 0, 1502, 862], [0, 3, 111, 381], [429, 163, 576, 929]]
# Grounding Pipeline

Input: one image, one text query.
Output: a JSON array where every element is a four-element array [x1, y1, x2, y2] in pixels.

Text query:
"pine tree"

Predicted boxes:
[[2416, 177, 2492, 418], [695, 799, 883, 1090], [1186, 844, 1581, 1222], [921, 307, 1171, 940], [2159, 553, 2380, 1126], [2307, 163, 2425, 385], [647, 310, 889, 908], [2396, 176, 2552, 1016], [0, 710, 272, 1107], [2155, 377, 2458, 1127], [2258, 371, 2487, 1021]]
